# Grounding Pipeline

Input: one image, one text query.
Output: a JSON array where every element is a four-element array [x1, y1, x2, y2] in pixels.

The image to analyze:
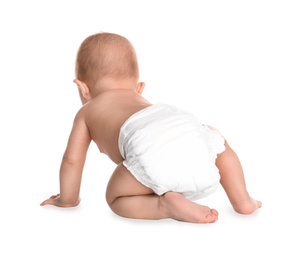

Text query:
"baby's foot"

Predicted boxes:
[[232, 197, 262, 215], [161, 192, 218, 223]]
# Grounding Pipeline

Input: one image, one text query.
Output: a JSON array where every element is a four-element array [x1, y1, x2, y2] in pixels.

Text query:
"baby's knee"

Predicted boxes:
[[106, 190, 123, 217], [105, 183, 117, 208], [105, 187, 125, 217], [105, 180, 116, 207]]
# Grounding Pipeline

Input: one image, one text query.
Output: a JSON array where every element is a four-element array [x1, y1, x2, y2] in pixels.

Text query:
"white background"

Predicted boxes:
[[1, 0, 289, 259]]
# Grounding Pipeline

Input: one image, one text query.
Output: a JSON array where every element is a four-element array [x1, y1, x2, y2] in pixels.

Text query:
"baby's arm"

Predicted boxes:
[[41, 109, 91, 207]]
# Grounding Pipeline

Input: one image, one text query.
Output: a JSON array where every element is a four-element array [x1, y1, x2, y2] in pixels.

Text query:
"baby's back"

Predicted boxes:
[[82, 90, 152, 164]]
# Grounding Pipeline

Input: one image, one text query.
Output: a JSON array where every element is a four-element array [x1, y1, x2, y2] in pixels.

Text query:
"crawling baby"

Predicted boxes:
[[41, 32, 261, 223]]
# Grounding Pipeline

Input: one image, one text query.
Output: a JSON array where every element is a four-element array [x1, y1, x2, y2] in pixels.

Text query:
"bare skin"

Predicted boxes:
[[215, 140, 262, 214], [41, 78, 261, 223]]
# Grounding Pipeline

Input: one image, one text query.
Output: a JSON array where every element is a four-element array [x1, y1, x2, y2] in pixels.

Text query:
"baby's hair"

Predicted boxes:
[[75, 32, 139, 88]]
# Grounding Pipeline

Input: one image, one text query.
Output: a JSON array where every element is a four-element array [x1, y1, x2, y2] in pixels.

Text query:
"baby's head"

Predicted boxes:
[[74, 32, 144, 103]]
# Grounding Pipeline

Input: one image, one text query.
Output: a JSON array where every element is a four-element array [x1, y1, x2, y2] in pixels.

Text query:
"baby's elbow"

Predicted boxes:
[[62, 154, 81, 166]]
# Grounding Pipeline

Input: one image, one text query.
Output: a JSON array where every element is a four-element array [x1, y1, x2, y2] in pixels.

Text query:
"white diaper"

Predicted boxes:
[[118, 104, 225, 201]]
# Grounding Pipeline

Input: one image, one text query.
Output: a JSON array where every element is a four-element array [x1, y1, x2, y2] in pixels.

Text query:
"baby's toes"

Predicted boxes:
[[205, 210, 218, 223], [211, 208, 219, 216], [251, 197, 262, 210]]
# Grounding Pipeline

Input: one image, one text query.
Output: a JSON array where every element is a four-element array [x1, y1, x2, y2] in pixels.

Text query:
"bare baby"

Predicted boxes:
[[41, 32, 261, 223]]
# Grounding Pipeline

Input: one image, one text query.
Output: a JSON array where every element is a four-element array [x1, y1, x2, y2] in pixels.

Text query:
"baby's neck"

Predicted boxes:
[[92, 78, 138, 97]]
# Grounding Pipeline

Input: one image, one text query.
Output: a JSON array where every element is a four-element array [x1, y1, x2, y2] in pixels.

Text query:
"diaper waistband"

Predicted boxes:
[[118, 103, 197, 159]]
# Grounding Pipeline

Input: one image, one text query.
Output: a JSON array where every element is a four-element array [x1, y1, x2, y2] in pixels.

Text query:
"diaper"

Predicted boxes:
[[118, 104, 225, 201]]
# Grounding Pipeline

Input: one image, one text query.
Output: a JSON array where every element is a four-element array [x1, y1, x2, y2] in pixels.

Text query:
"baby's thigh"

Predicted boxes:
[[106, 163, 153, 205]]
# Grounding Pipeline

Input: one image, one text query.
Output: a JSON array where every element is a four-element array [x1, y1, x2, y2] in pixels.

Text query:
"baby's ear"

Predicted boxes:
[[73, 79, 91, 101], [137, 82, 145, 95]]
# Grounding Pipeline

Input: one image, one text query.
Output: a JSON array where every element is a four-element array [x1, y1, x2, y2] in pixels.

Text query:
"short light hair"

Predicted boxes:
[[75, 32, 139, 88]]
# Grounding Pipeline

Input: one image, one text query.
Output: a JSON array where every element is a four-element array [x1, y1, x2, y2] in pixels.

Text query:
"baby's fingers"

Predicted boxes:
[[40, 199, 53, 206], [40, 197, 58, 206], [50, 194, 60, 199], [40, 194, 60, 206]]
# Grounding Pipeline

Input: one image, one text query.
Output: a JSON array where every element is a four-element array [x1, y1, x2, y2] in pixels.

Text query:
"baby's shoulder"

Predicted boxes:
[[72, 105, 88, 125], [75, 98, 109, 124], [73, 100, 100, 125]]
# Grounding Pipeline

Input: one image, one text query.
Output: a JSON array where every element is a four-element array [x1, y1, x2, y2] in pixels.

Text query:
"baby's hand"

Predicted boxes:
[[40, 194, 81, 208]]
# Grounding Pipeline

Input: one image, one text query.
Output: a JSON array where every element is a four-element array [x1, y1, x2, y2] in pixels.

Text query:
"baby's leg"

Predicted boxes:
[[106, 163, 218, 223], [207, 126, 262, 214]]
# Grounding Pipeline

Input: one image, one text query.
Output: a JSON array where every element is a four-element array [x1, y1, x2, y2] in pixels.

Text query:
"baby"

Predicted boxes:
[[41, 32, 262, 223]]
